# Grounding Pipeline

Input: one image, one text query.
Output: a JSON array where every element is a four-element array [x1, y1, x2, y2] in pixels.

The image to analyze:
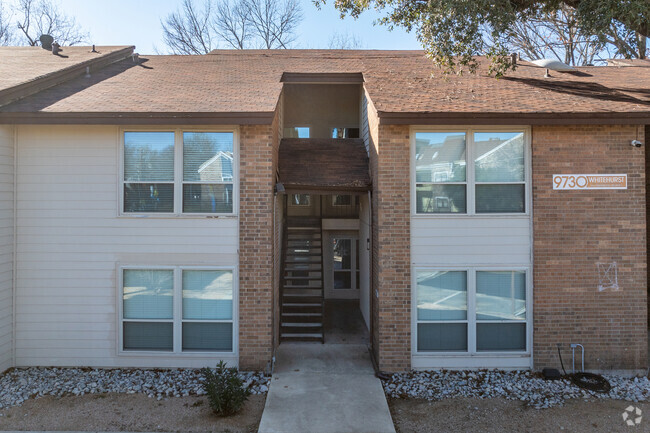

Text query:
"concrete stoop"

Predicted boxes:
[[258, 343, 396, 433]]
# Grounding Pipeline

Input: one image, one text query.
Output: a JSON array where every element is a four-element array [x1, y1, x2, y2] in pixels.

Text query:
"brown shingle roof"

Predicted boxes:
[[278, 138, 371, 191], [0, 50, 648, 123], [0, 45, 134, 107]]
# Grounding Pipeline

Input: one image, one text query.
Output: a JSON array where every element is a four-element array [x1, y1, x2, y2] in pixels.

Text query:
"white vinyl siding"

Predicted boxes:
[[15, 125, 238, 368], [0, 125, 14, 372], [410, 126, 532, 370]]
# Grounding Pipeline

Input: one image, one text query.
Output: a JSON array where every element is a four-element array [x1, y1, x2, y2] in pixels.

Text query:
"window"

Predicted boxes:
[[332, 127, 360, 139], [290, 194, 311, 206], [121, 267, 235, 353], [284, 127, 310, 138], [123, 131, 236, 214], [415, 130, 526, 214], [415, 269, 527, 353]]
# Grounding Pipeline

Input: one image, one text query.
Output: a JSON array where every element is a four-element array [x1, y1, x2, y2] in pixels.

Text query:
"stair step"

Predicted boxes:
[[284, 276, 322, 281], [285, 252, 322, 257], [282, 302, 322, 307], [287, 232, 321, 238], [282, 312, 322, 317], [282, 285, 322, 290], [284, 260, 321, 265], [280, 333, 324, 342], [281, 322, 322, 327], [284, 262, 320, 272], [281, 325, 323, 334]]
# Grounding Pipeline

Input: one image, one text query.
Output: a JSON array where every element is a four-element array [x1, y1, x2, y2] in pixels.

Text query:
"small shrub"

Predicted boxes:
[[201, 361, 250, 417]]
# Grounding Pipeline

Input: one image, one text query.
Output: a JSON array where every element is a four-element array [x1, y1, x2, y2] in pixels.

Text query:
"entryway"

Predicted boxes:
[[279, 193, 371, 345]]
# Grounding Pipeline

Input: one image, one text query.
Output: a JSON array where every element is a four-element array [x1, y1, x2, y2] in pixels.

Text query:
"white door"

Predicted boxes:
[[325, 232, 360, 299]]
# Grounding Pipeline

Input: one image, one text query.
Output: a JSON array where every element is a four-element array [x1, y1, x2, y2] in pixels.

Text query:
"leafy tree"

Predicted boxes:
[[315, 0, 649, 75]]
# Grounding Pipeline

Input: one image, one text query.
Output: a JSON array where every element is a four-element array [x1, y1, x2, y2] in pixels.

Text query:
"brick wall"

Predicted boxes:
[[533, 124, 647, 371], [375, 122, 412, 372], [366, 92, 380, 363], [239, 123, 275, 370]]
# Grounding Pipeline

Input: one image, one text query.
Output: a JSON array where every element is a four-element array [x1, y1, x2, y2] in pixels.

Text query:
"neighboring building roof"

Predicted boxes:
[[278, 138, 371, 192], [0, 49, 648, 124], [0, 45, 134, 107], [606, 59, 650, 67]]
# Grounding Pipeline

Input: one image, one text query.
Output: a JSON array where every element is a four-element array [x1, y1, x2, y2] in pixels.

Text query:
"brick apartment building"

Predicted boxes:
[[0, 46, 648, 374]]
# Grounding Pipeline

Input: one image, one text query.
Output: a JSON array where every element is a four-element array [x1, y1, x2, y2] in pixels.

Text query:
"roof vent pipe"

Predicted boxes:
[[511, 52, 518, 66], [39, 34, 54, 50]]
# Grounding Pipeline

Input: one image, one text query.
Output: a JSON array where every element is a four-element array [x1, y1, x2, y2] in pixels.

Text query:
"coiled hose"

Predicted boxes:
[[557, 345, 611, 393]]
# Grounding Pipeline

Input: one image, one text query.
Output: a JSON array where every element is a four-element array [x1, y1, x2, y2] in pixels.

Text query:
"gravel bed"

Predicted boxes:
[[382, 370, 650, 409], [0, 367, 270, 410]]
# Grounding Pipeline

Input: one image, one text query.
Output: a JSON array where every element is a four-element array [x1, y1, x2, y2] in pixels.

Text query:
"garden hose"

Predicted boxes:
[[556, 345, 611, 393]]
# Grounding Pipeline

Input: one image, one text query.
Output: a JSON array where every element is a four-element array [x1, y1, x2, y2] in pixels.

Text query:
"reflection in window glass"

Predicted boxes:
[[124, 132, 175, 182], [122, 269, 174, 352], [284, 127, 310, 138], [475, 184, 525, 213], [476, 271, 526, 321], [183, 132, 234, 182], [182, 270, 233, 320], [292, 194, 311, 206], [417, 271, 467, 321], [416, 184, 466, 214], [474, 132, 524, 182], [415, 132, 466, 183], [124, 183, 174, 213], [123, 132, 175, 213], [183, 184, 233, 213], [332, 195, 352, 206], [123, 270, 173, 319]]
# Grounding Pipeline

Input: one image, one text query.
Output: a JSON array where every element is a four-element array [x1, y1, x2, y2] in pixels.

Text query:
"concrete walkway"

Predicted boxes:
[[258, 343, 396, 433]]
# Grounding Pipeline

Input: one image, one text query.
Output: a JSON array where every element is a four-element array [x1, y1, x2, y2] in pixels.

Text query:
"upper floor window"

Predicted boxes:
[[123, 131, 235, 214], [284, 127, 310, 138], [414, 130, 526, 215]]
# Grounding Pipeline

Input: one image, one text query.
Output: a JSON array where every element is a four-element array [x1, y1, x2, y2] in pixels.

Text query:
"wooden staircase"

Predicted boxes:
[[280, 217, 325, 343]]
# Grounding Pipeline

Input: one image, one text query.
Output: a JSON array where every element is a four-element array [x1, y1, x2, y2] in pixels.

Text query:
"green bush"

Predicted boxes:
[[201, 361, 251, 417]]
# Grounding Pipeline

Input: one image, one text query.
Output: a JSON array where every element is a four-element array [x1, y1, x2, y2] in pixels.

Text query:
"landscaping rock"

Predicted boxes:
[[0, 367, 270, 410], [381, 370, 650, 409]]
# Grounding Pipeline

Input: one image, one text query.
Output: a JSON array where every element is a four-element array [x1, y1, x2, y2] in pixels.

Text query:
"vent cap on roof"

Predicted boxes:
[[531, 59, 574, 71], [39, 34, 54, 50]]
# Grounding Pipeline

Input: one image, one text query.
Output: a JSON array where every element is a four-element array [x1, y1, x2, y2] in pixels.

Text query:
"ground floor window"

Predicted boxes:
[[121, 267, 235, 353], [415, 268, 528, 353]]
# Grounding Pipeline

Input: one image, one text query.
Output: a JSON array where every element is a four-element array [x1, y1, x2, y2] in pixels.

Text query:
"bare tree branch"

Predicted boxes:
[[327, 30, 363, 49], [213, 0, 250, 49], [161, 0, 302, 53], [0, 0, 14, 45], [15, 0, 89, 46], [161, 0, 215, 55]]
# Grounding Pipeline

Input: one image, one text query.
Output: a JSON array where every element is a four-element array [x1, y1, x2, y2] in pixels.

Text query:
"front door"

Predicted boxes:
[[325, 232, 360, 299]]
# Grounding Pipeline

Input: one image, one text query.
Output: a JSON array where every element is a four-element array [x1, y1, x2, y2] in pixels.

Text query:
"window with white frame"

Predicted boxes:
[[416, 269, 527, 353], [121, 267, 234, 353], [123, 131, 235, 214], [415, 130, 526, 214]]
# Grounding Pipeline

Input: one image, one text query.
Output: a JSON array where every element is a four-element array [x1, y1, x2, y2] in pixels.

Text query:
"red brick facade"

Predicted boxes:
[[373, 122, 412, 372], [239, 124, 276, 370], [532, 125, 647, 371]]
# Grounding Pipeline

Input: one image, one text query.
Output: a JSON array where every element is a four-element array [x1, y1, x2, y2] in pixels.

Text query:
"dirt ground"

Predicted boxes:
[[389, 397, 650, 433], [0, 393, 266, 433]]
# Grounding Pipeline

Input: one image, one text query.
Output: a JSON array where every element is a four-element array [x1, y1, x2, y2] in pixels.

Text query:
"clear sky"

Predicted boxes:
[[12, 0, 421, 54]]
